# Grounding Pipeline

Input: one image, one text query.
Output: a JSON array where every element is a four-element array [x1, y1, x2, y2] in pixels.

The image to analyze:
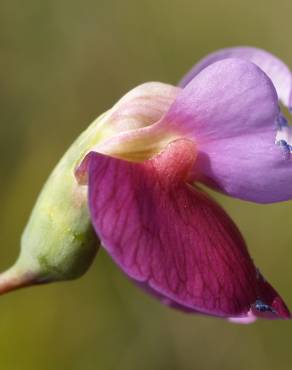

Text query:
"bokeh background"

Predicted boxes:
[[0, 1, 291, 369]]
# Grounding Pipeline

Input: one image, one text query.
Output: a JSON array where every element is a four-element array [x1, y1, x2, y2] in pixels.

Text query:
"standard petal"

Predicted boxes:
[[155, 58, 292, 203], [83, 139, 290, 320], [159, 58, 279, 142], [179, 46, 292, 109]]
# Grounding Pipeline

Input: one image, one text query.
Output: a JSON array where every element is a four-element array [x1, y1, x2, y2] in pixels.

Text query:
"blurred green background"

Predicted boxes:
[[0, 0, 291, 369]]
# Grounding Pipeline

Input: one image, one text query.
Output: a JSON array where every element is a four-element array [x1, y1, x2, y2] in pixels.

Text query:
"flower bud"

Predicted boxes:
[[0, 113, 107, 293]]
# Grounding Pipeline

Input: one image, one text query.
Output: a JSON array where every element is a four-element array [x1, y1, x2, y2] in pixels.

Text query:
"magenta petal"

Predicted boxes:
[[179, 46, 292, 109], [85, 139, 290, 320], [135, 281, 200, 313]]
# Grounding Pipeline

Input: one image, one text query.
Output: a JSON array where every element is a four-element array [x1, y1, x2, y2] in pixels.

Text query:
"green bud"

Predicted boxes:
[[0, 113, 109, 294]]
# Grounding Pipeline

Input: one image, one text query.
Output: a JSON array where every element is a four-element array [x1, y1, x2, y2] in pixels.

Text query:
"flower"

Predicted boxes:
[[76, 47, 292, 322], [0, 46, 291, 323]]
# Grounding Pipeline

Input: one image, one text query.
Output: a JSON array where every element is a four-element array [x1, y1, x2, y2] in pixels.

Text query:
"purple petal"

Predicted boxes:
[[157, 58, 292, 203], [179, 46, 292, 109], [160, 59, 279, 142], [83, 139, 290, 320], [195, 129, 292, 203]]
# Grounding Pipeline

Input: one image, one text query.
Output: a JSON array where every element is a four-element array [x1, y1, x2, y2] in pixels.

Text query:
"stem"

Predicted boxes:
[[0, 266, 36, 295]]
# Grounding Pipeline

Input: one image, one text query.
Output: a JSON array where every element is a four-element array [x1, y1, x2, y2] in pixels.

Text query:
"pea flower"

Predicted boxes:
[[0, 47, 291, 324]]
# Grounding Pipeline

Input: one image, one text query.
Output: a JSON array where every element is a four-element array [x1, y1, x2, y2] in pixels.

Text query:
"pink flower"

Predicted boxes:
[[75, 47, 291, 322], [1, 47, 290, 324]]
